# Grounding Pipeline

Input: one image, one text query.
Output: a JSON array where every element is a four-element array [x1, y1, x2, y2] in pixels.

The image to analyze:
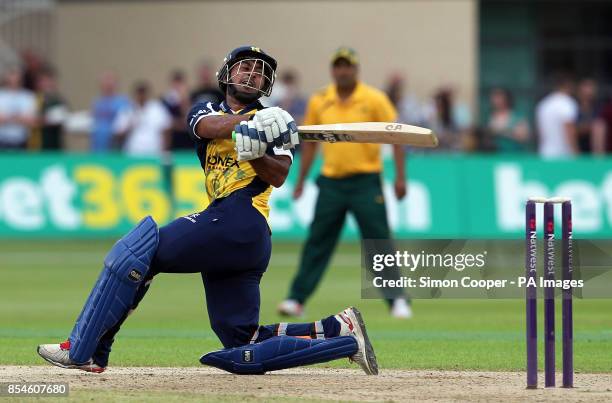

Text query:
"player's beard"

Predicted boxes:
[[227, 83, 261, 104]]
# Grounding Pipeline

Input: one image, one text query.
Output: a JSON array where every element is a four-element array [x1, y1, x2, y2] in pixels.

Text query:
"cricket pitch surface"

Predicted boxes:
[[2, 366, 612, 402]]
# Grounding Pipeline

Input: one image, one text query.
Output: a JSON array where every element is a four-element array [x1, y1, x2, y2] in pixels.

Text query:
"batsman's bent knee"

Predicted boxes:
[[68, 216, 159, 363], [200, 335, 357, 374]]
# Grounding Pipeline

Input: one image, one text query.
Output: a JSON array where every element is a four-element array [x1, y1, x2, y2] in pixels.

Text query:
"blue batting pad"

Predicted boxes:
[[68, 216, 159, 363], [200, 335, 357, 374]]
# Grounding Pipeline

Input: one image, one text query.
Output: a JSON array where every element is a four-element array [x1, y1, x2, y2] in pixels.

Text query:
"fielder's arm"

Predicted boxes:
[[392, 144, 407, 200], [293, 142, 318, 199]]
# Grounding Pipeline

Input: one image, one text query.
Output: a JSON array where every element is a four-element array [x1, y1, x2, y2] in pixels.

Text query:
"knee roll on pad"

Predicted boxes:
[[68, 216, 159, 363], [200, 335, 358, 374]]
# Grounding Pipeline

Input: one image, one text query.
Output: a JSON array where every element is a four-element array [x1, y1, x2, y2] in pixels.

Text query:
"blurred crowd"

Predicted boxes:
[[1, 49, 611, 158], [385, 72, 611, 157]]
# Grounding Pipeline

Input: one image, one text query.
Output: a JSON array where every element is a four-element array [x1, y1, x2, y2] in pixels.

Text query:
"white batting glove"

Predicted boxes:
[[234, 120, 267, 161], [279, 109, 299, 150], [254, 107, 299, 150]]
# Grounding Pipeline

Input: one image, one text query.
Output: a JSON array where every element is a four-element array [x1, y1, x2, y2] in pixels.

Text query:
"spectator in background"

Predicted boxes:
[[422, 87, 471, 151], [575, 78, 598, 154], [33, 67, 69, 150], [20, 49, 45, 91], [385, 73, 422, 125], [114, 81, 171, 156], [0, 67, 36, 149], [594, 94, 612, 154], [260, 69, 285, 107], [485, 87, 530, 152], [91, 71, 130, 152], [269, 69, 307, 124], [161, 70, 192, 150], [190, 60, 223, 104], [536, 74, 578, 158]]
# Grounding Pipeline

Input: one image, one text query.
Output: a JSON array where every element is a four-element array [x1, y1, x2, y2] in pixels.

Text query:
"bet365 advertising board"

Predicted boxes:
[[0, 153, 610, 239]]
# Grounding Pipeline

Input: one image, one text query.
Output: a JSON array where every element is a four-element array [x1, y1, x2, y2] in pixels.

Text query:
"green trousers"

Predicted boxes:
[[289, 173, 393, 304]]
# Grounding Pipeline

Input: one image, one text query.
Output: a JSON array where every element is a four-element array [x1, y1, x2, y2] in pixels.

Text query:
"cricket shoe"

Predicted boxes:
[[277, 299, 304, 317], [37, 340, 105, 373], [391, 298, 413, 319], [337, 307, 378, 375]]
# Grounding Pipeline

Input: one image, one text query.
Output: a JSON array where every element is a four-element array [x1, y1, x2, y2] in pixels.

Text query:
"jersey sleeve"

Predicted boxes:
[[186, 101, 223, 140], [370, 90, 397, 122], [374, 92, 398, 122], [302, 96, 320, 126]]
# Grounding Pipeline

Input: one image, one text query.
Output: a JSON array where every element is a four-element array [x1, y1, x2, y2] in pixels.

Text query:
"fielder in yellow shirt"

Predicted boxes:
[[279, 47, 412, 319]]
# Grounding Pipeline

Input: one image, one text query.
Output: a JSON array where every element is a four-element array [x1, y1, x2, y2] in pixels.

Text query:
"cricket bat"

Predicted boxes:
[[297, 122, 438, 147]]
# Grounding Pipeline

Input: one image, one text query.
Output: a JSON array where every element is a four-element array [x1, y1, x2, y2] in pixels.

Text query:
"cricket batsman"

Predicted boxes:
[[36, 46, 377, 375]]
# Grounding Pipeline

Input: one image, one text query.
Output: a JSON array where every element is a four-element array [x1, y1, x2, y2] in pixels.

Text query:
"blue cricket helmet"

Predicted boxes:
[[216, 46, 278, 97]]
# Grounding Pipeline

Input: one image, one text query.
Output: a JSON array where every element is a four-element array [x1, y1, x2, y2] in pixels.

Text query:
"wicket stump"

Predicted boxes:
[[525, 197, 573, 389]]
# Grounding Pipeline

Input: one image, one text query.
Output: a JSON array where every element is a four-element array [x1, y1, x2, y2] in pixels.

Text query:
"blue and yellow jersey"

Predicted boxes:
[[187, 100, 293, 220]]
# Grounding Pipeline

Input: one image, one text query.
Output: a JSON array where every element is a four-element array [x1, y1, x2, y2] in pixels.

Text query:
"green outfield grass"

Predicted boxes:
[[1, 240, 610, 372]]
